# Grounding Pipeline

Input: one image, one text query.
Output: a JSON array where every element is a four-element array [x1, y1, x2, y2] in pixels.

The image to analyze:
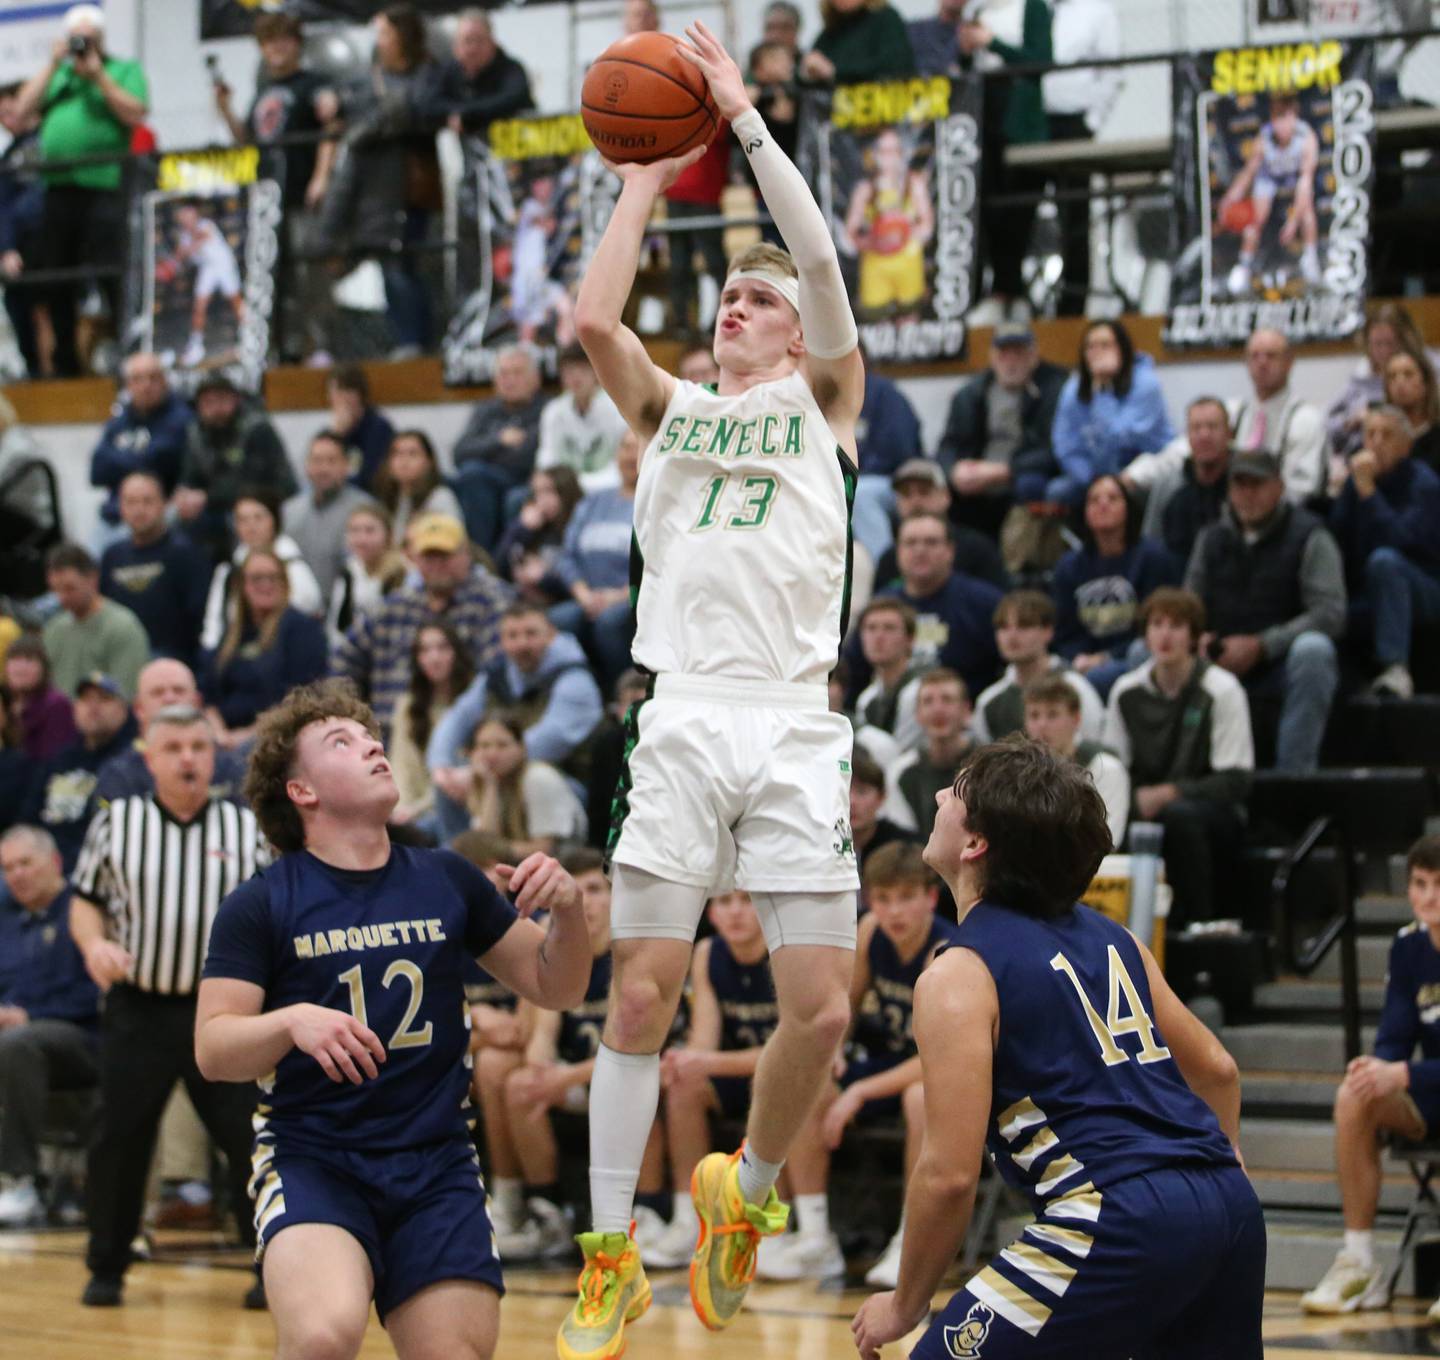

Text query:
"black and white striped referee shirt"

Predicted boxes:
[[72, 795, 269, 997]]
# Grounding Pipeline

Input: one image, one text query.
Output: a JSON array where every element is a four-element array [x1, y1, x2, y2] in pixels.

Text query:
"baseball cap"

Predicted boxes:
[[992, 321, 1035, 348], [892, 458, 946, 490], [409, 513, 467, 555], [1229, 449, 1281, 481], [76, 671, 126, 701]]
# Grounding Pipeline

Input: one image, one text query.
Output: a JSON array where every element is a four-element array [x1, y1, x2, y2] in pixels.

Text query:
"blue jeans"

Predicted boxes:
[[380, 208, 432, 350], [852, 474, 896, 564], [453, 462, 515, 552], [1366, 546, 1440, 667], [1246, 630, 1338, 772], [550, 598, 634, 691]]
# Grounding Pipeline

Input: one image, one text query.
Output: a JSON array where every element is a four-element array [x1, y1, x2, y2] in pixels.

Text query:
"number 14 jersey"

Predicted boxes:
[[634, 372, 857, 686], [952, 901, 1236, 1215]]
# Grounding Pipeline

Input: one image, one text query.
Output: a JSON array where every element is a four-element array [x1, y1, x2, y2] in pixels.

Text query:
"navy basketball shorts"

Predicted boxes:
[[711, 1075, 753, 1120], [842, 1053, 908, 1122], [911, 1163, 1265, 1360], [254, 1135, 505, 1321]]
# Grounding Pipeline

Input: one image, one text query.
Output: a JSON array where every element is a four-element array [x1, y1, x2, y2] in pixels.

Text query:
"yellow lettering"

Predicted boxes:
[[361, 925, 382, 949], [346, 927, 365, 951], [1210, 41, 1345, 96], [379, 923, 398, 948], [312, 932, 332, 957], [1212, 49, 1235, 95], [293, 935, 313, 959], [395, 921, 412, 945], [156, 147, 260, 192], [488, 114, 592, 160], [426, 919, 446, 942], [327, 929, 348, 954]]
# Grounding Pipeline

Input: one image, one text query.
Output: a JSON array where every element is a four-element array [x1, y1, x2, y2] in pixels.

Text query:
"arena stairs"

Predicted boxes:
[[1219, 695, 1440, 1294]]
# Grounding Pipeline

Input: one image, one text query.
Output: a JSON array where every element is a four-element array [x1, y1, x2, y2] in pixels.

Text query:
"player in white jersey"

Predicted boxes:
[[173, 201, 244, 368], [555, 22, 864, 1360], [1222, 91, 1322, 295]]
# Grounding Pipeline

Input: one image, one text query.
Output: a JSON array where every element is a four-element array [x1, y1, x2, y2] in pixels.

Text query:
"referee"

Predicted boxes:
[[69, 704, 267, 1309]]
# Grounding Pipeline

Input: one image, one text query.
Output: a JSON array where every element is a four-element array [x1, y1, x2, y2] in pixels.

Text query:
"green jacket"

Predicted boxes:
[[814, 5, 917, 85], [989, 0, 1051, 146]]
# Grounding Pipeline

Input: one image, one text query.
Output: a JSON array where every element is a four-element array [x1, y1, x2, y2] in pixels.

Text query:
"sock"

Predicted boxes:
[[796, 1193, 829, 1240], [492, 1176, 523, 1221], [589, 1044, 661, 1234], [527, 1181, 563, 1208], [1344, 1229, 1374, 1268], [670, 1192, 698, 1231], [737, 1144, 785, 1207], [635, 1189, 670, 1217]]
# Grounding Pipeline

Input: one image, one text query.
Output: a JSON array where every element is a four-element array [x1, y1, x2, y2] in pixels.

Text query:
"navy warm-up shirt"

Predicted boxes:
[[203, 845, 519, 1151], [1374, 921, 1440, 1102]]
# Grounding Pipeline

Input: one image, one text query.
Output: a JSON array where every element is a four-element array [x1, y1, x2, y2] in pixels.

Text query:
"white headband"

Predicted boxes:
[[724, 268, 801, 315]]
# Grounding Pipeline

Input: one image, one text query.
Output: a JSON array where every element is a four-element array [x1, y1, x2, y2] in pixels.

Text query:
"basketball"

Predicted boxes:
[[1219, 197, 1256, 234], [581, 31, 719, 166]]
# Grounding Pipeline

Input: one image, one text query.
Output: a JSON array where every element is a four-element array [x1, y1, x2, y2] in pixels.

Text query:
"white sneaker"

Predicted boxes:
[[1300, 247, 1323, 286], [1372, 663, 1415, 699], [489, 1197, 526, 1246], [864, 1224, 905, 1288], [754, 1229, 845, 1281], [1227, 261, 1252, 296], [1427, 1293, 1440, 1323], [527, 1197, 574, 1260], [1300, 1250, 1389, 1314], [0, 1177, 42, 1226], [180, 335, 206, 368], [631, 1204, 668, 1246], [640, 1212, 696, 1269]]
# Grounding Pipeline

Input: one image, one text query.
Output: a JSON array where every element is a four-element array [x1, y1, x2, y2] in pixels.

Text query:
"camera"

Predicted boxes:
[[68, 34, 90, 57]]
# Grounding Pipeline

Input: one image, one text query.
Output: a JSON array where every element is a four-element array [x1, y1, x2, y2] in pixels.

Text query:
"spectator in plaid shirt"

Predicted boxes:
[[332, 513, 513, 737]]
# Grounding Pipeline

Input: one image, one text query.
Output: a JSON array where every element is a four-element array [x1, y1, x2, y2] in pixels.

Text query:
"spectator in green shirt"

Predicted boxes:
[[13, 4, 148, 377], [801, 0, 916, 85], [41, 543, 149, 699]]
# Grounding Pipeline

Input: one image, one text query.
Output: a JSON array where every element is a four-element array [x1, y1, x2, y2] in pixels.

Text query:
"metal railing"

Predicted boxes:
[[1270, 813, 1362, 1062]]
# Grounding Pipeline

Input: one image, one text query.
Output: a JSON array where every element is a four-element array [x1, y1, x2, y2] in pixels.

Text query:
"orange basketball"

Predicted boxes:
[[581, 31, 719, 165], [1219, 198, 1256, 234]]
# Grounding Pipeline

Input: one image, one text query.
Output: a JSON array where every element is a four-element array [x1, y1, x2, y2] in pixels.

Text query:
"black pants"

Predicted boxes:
[[1158, 798, 1245, 928], [0, 1019, 97, 1177], [667, 199, 726, 334], [1048, 112, 1094, 317], [85, 986, 257, 1279], [37, 182, 123, 378]]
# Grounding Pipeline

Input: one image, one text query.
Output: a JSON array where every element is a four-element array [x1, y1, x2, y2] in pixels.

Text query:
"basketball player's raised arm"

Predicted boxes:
[[852, 949, 994, 1358], [682, 22, 865, 429], [479, 853, 592, 1010], [1137, 938, 1243, 1158], [1220, 143, 1262, 209], [573, 151, 699, 438]]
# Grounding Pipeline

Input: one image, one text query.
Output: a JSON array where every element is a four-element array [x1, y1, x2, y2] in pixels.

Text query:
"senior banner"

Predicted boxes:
[[800, 75, 981, 364], [442, 113, 611, 387], [1166, 40, 1376, 349], [122, 146, 282, 394]]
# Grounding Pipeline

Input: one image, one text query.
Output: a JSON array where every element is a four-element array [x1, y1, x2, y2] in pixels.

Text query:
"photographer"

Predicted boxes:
[[13, 4, 148, 378]]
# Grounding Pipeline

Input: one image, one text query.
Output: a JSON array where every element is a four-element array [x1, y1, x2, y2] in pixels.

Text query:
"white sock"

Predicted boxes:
[[669, 1192, 698, 1232], [589, 1044, 661, 1234], [492, 1176, 523, 1222], [1344, 1229, 1374, 1267], [795, 1193, 829, 1239], [737, 1144, 785, 1207]]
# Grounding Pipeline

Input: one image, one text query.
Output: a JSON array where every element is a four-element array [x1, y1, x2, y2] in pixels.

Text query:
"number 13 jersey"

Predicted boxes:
[[633, 372, 857, 686]]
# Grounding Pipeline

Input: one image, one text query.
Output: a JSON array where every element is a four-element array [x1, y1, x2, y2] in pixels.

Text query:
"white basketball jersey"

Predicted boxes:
[[1259, 120, 1314, 185], [632, 372, 856, 686]]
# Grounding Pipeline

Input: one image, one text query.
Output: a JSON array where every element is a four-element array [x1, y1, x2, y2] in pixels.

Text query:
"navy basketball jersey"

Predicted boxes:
[[203, 845, 518, 1151], [1374, 921, 1440, 1100], [856, 915, 964, 1063], [708, 935, 778, 1051], [463, 957, 517, 1013], [557, 952, 612, 1063], [954, 902, 1235, 1214]]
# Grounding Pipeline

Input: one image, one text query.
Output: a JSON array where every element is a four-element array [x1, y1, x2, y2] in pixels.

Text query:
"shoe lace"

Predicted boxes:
[[713, 1219, 763, 1287], [577, 1250, 623, 1321]]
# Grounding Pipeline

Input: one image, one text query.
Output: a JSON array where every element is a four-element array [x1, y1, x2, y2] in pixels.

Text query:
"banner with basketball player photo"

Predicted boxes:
[[1165, 41, 1376, 349], [123, 146, 283, 393], [799, 75, 981, 365], [442, 114, 614, 387]]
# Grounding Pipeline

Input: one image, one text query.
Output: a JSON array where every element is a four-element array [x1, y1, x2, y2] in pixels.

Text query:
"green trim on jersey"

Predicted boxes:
[[836, 446, 858, 650], [603, 672, 656, 872]]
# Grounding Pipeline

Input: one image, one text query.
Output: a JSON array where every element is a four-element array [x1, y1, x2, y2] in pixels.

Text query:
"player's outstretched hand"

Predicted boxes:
[[495, 853, 581, 920], [288, 1003, 386, 1085], [851, 1290, 923, 1359], [679, 21, 752, 123], [600, 144, 707, 195]]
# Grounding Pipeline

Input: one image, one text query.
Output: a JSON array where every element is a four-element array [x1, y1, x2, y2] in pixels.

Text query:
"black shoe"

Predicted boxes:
[[82, 1275, 123, 1307], [243, 1278, 267, 1311]]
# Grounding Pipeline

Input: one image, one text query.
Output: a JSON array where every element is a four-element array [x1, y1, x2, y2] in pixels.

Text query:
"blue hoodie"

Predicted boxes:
[[89, 390, 193, 524], [1052, 353, 1175, 485], [426, 629, 604, 771]]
